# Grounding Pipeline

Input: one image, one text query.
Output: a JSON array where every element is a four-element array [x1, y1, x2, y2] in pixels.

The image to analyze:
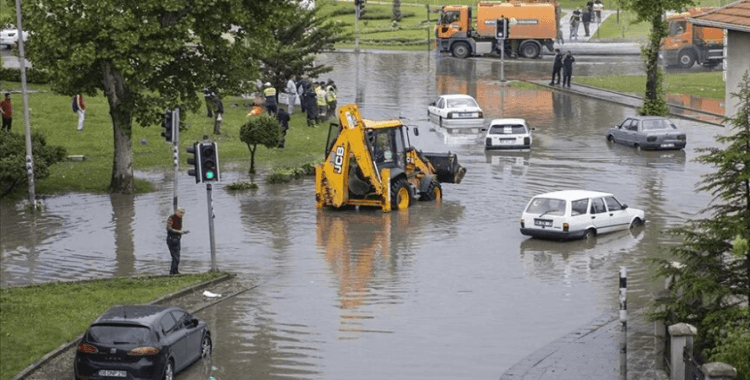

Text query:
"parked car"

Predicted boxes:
[[75, 305, 211, 380], [427, 94, 484, 128], [483, 118, 532, 150], [0, 27, 29, 49], [520, 190, 645, 241], [605, 116, 686, 150]]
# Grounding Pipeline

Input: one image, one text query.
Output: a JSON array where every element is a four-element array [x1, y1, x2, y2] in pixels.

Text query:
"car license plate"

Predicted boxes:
[[534, 219, 552, 227], [660, 143, 674, 148], [98, 370, 127, 377], [458, 112, 476, 118], [499, 138, 515, 144]]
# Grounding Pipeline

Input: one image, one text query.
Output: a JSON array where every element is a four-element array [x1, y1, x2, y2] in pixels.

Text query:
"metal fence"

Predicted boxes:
[[683, 346, 706, 380]]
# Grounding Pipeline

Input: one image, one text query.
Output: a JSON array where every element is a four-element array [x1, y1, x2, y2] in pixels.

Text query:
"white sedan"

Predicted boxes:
[[0, 27, 29, 49], [427, 94, 484, 128]]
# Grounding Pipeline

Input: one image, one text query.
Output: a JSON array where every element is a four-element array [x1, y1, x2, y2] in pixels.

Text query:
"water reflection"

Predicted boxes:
[[111, 194, 136, 277]]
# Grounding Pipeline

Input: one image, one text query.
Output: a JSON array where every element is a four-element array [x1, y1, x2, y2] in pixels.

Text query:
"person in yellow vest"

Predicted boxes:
[[315, 82, 327, 123], [325, 83, 337, 121], [263, 82, 278, 115]]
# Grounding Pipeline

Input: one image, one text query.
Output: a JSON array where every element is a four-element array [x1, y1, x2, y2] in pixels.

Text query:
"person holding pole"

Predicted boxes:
[[166, 208, 189, 275]]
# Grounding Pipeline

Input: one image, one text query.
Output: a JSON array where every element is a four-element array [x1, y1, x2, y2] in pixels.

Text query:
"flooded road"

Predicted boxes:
[[0, 51, 727, 379]]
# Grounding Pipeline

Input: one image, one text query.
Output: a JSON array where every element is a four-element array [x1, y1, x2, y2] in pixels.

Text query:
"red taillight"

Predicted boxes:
[[563, 223, 569, 232], [520, 219, 525, 228], [78, 343, 98, 354], [677, 135, 686, 141], [128, 347, 160, 355]]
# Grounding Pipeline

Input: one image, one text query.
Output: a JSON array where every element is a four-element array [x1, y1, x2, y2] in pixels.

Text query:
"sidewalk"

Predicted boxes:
[[546, 9, 643, 56], [500, 311, 670, 380]]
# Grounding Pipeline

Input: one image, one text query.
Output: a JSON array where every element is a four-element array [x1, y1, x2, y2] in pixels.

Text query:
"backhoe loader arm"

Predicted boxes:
[[315, 104, 387, 208]]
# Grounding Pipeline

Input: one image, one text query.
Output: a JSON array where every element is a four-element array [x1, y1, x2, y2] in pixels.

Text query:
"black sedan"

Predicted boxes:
[[75, 305, 211, 380]]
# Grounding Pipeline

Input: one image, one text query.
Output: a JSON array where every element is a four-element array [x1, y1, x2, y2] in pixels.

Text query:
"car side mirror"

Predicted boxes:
[[190, 318, 200, 327], [622, 204, 628, 209], [480, 127, 487, 132], [413, 127, 419, 136]]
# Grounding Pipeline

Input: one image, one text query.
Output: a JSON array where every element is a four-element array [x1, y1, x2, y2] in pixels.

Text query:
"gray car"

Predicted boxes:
[[605, 116, 686, 150]]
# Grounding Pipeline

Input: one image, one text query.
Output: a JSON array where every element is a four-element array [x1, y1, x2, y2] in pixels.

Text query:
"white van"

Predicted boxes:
[[520, 190, 645, 241]]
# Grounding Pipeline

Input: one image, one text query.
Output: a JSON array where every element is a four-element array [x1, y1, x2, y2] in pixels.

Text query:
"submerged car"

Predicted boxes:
[[75, 305, 211, 380], [605, 116, 686, 150], [520, 190, 645, 241], [483, 118, 532, 150], [427, 94, 484, 128]]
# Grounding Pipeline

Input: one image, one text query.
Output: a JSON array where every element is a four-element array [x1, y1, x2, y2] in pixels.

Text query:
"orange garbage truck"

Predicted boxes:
[[660, 7, 724, 69], [436, 0, 559, 59]]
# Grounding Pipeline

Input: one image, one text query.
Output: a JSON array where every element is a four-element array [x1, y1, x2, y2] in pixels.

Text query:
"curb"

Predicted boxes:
[[500, 312, 618, 380], [11, 272, 235, 380]]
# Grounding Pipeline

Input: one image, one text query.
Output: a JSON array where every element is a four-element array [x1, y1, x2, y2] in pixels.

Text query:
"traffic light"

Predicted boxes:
[[495, 18, 509, 39], [162, 110, 174, 142], [186, 142, 201, 183], [199, 142, 220, 182]]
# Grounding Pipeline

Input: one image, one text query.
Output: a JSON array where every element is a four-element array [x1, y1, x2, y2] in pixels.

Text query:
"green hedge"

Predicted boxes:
[[0, 67, 51, 84]]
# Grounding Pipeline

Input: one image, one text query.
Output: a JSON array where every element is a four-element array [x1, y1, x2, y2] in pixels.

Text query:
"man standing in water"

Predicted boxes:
[[166, 208, 189, 275]]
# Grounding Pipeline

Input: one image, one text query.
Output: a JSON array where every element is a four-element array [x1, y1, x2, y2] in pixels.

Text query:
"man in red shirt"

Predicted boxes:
[[0, 93, 12, 132], [166, 208, 189, 275]]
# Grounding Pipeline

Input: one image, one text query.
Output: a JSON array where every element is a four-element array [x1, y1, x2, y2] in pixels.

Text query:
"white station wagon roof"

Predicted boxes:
[[532, 190, 613, 201], [489, 118, 527, 125]]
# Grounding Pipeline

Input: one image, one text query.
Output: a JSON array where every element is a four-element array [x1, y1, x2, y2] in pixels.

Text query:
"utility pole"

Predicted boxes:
[[354, 0, 361, 53], [172, 108, 180, 213], [15, 0, 37, 210]]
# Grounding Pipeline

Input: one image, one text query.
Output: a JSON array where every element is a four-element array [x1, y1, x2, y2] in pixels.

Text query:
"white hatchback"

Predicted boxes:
[[520, 190, 645, 241], [484, 118, 532, 150], [0, 27, 28, 49]]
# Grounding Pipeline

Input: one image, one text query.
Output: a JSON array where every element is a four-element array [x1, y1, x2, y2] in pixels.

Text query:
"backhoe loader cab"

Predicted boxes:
[[315, 104, 466, 212]]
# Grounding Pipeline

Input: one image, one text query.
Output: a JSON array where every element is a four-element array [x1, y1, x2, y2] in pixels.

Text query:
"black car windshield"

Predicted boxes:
[[526, 197, 566, 216], [642, 119, 677, 131], [489, 125, 526, 135], [88, 325, 152, 344]]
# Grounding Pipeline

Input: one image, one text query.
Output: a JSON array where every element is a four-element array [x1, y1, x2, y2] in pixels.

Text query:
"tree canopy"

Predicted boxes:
[[239, 115, 282, 174]]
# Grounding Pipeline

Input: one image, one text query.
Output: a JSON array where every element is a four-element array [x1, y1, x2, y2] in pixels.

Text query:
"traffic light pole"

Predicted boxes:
[[206, 183, 217, 272], [354, 6, 360, 53], [172, 108, 180, 213]]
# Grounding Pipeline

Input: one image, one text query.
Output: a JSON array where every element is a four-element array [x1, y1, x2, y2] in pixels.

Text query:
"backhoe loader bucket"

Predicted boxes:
[[421, 152, 467, 184]]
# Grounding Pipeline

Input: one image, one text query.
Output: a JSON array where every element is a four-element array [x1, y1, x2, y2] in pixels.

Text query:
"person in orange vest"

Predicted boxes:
[[0, 93, 11, 132], [73, 94, 86, 132], [247, 102, 263, 116]]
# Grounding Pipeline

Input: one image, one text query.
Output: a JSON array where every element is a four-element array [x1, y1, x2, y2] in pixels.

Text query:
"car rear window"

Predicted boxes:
[[526, 197, 566, 216], [88, 325, 152, 344], [489, 125, 526, 135], [642, 119, 676, 131], [447, 98, 478, 108]]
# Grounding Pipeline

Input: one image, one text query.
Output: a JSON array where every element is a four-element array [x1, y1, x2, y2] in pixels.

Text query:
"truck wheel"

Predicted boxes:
[[420, 180, 442, 201], [519, 41, 541, 59], [678, 50, 696, 69], [451, 42, 471, 59], [390, 177, 411, 210]]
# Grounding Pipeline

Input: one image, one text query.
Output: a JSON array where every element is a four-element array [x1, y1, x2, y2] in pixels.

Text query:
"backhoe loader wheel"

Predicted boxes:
[[420, 180, 442, 201], [390, 177, 411, 211]]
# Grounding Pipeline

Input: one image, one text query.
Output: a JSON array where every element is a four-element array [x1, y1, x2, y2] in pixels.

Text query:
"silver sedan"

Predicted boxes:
[[605, 116, 686, 150]]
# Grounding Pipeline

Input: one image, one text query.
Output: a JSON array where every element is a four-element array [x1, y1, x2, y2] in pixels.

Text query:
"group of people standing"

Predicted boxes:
[[567, 0, 603, 41], [550, 49, 575, 87], [291, 78, 337, 127]]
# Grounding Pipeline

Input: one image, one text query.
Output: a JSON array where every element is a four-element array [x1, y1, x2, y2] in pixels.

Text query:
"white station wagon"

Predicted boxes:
[[520, 190, 645, 241], [484, 118, 532, 150], [427, 94, 485, 128]]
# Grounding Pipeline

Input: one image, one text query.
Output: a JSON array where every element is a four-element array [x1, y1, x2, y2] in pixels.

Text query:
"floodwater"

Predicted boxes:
[[0, 51, 728, 380]]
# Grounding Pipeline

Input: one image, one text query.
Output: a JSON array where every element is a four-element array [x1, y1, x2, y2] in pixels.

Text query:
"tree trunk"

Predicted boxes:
[[640, 11, 669, 116], [248, 144, 257, 174], [101, 63, 135, 193]]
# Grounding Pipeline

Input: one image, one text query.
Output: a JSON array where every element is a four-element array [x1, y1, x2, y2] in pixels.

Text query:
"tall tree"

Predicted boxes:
[[614, 0, 692, 115], [19, 0, 278, 193], [255, 2, 349, 92], [651, 71, 750, 366]]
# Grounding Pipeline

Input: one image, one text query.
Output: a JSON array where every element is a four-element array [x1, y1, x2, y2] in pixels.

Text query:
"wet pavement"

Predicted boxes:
[[1, 51, 728, 380]]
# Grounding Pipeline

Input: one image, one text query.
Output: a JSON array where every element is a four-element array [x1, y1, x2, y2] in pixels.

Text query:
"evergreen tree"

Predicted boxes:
[[652, 71, 750, 376]]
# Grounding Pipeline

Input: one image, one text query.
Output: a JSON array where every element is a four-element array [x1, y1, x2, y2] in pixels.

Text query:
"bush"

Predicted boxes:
[[0, 131, 66, 197], [0, 67, 51, 84]]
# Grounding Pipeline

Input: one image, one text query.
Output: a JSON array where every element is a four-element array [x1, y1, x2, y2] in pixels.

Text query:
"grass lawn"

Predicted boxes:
[[0, 272, 226, 380], [575, 71, 725, 99], [0, 81, 332, 198]]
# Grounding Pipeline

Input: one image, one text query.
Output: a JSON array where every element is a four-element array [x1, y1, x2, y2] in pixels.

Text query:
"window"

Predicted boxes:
[[447, 98, 478, 108], [670, 21, 687, 36], [604, 196, 623, 211], [88, 325, 152, 345], [160, 314, 177, 334], [642, 119, 677, 131], [590, 198, 607, 214], [619, 119, 631, 129], [436, 98, 445, 109], [626, 120, 638, 131], [571, 199, 588, 215], [171, 310, 188, 328], [489, 125, 526, 135], [526, 197, 566, 216]]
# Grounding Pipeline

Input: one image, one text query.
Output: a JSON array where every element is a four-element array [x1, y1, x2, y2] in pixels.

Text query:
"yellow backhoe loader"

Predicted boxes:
[[315, 104, 467, 212]]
